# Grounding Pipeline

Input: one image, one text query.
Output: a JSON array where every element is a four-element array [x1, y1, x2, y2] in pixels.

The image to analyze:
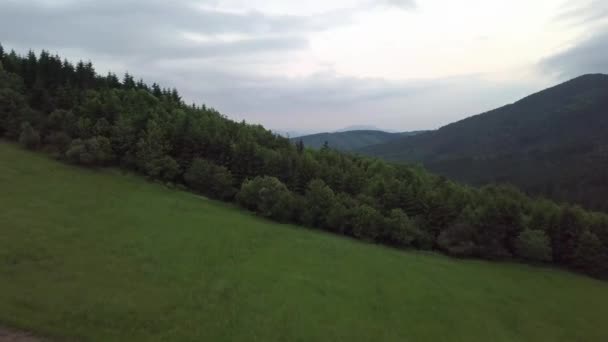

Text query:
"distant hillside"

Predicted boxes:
[[361, 74, 608, 211], [335, 125, 389, 132], [293, 130, 423, 151], [272, 129, 316, 138]]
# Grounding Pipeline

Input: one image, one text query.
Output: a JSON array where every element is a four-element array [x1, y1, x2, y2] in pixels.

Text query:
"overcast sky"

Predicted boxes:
[[1, 0, 607, 133]]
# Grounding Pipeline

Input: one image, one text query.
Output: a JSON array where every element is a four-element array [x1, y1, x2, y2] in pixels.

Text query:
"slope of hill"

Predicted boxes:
[[1, 47, 607, 279], [2, 143, 608, 341], [293, 130, 423, 151], [361, 74, 608, 211]]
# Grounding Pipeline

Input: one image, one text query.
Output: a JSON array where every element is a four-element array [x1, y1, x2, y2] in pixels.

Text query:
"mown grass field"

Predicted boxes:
[[1, 142, 608, 342]]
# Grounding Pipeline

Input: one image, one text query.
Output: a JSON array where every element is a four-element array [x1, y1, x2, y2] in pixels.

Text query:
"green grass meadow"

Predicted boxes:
[[1, 143, 608, 341]]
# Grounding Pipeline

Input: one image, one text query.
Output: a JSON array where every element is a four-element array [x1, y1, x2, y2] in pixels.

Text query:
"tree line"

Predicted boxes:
[[1, 45, 607, 278]]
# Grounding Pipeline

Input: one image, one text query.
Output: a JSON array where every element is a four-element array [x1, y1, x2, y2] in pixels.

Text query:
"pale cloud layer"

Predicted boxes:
[[1, 0, 606, 132]]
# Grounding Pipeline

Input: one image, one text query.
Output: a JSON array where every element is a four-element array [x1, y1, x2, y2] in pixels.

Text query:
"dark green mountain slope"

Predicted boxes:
[[292, 130, 422, 151], [360, 74, 608, 211]]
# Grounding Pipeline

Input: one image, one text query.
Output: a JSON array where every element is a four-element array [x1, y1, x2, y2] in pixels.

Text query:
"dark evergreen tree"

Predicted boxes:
[[296, 139, 304, 154], [122, 73, 135, 89], [105, 72, 121, 89], [151, 83, 162, 98]]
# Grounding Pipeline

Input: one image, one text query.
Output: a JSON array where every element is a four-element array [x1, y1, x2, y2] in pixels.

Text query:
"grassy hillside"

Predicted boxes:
[[292, 130, 422, 151], [360, 74, 608, 211], [1, 143, 608, 342]]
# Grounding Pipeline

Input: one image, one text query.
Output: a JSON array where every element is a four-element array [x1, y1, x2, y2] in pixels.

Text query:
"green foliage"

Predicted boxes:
[[66, 136, 114, 166], [361, 74, 608, 212], [65, 139, 92, 165], [384, 209, 421, 247], [0, 64, 28, 138], [438, 222, 477, 257], [325, 193, 356, 234], [237, 176, 295, 222], [147, 155, 180, 181], [515, 229, 552, 262], [135, 120, 179, 180], [573, 230, 607, 276], [474, 191, 525, 259], [302, 179, 335, 228], [352, 204, 383, 241], [553, 206, 586, 265], [46, 109, 72, 132], [184, 158, 235, 200], [1, 48, 607, 278], [18, 122, 40, 149], [45, 131, 72, 153]]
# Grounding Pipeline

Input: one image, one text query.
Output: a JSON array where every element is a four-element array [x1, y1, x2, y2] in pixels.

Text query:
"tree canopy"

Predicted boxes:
[[1, 44, 607, 278]]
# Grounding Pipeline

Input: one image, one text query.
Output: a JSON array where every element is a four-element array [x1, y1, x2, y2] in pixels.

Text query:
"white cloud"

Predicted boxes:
[[0, 0, 604, 132]]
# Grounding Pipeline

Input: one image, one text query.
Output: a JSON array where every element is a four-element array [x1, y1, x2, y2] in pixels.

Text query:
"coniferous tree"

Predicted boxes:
[[123, 73, 136, 89], [151, 83, 162, 98]]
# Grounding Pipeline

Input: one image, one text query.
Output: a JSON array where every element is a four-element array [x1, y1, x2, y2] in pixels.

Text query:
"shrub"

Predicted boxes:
[[301, 179, 335, 228], [18, 122, 40, 149], [184, 158, 235, 200], [237, 176, 295, 221], [438, 223, 477, 257], [65, 136, 114, 166], [46, 131, 72, 153], [384, 209, 422, 247], [325, 193, 357, 234], [352, 204, 383, 241], [155, 155, 180, 181], [515, 229, 552, 262], [139, 155, 180, 181], [46, 109, 72, 132], [573, 230, 607, 276]]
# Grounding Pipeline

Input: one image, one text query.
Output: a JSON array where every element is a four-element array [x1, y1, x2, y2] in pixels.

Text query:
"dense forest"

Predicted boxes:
[[359, 75, 608, 212], [1, 44, 607, 278]]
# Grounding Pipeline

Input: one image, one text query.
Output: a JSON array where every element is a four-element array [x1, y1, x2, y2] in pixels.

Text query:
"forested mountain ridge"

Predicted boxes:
[[360, 74, 608, 211], [1, 44, 607, 278], [291, 130, 424, 151]]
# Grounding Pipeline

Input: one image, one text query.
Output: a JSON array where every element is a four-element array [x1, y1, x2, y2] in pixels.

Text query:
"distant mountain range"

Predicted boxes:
[[359, 74, 608, 211], [292, 130, 426, 151], [276, 125, 398, 138], [334, 125, 396, 132], [272, 130, 316, 138]]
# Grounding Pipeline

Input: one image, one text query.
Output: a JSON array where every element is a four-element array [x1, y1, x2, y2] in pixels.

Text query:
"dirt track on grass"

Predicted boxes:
[[0, 327, 44, 342]]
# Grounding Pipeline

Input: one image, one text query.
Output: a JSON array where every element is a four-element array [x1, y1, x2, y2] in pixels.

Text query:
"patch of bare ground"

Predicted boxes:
[[0, 327, 44, 342]]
